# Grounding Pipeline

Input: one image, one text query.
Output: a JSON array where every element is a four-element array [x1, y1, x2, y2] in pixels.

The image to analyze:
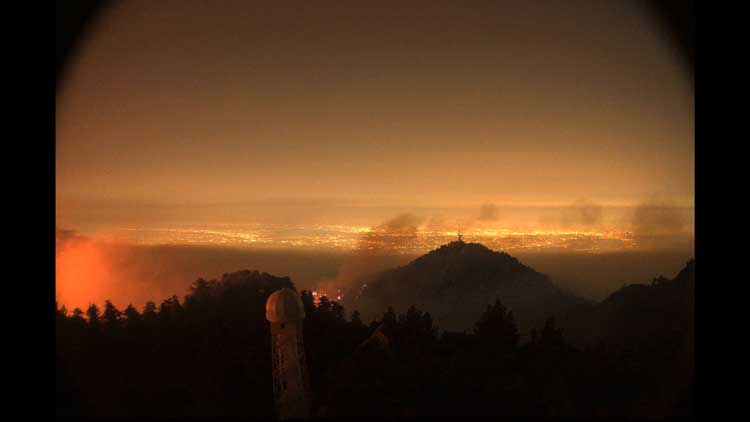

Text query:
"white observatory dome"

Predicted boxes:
[[265, 288, 306, 322]]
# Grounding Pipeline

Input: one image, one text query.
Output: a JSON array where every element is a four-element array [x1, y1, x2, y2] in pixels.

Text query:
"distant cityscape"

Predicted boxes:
[[106, 223, 646, 253]]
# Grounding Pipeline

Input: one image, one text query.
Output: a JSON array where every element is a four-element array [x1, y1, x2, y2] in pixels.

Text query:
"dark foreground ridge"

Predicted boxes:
[[56, 248, 694, 418]]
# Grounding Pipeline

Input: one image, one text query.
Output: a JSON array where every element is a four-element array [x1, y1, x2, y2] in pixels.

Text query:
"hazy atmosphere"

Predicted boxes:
[[56, 0, 693, 311]]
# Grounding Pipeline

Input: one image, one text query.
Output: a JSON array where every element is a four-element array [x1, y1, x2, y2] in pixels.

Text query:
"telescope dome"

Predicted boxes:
[[266, 288, 305, 322]]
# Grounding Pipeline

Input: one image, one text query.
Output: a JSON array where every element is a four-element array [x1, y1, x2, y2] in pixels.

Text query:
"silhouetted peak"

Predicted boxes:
[[599, 257, 694, 308], [355, 240, 574, 332], [428, 240, 493, 256], [674, 258, 694, 284], [409, 241, 524, 271]]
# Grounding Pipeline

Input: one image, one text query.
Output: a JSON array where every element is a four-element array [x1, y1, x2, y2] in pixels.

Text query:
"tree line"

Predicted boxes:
[[56, 270, 692, 418]]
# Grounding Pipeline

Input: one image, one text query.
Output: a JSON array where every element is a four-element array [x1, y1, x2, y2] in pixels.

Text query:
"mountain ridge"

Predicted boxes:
[[351, 240, 588, 333], [560, 257, 694, 348]]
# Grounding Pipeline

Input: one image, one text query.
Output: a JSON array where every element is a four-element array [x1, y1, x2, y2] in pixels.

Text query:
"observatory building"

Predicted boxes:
[[266, 288, 312, 419]]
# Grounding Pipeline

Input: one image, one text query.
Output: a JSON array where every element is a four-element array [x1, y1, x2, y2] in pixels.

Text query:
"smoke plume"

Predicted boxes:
[[477, 203, 499, 221], [630, 200, 691, 250], [559, 199, 604, 228], [316, 213, 422, 299], [55, 229, 352, 312]]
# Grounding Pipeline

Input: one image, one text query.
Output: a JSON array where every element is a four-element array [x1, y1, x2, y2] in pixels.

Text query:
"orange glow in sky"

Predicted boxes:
[[56, 235, 110, 311]]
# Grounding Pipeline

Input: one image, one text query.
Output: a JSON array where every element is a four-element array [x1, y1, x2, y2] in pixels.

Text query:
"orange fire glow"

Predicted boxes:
[[56, 235, 111, 311], [311, 290, 344, 305]]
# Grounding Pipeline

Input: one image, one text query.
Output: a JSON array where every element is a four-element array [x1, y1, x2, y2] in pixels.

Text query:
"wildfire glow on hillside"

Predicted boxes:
[[56, 232, 110, 310]]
